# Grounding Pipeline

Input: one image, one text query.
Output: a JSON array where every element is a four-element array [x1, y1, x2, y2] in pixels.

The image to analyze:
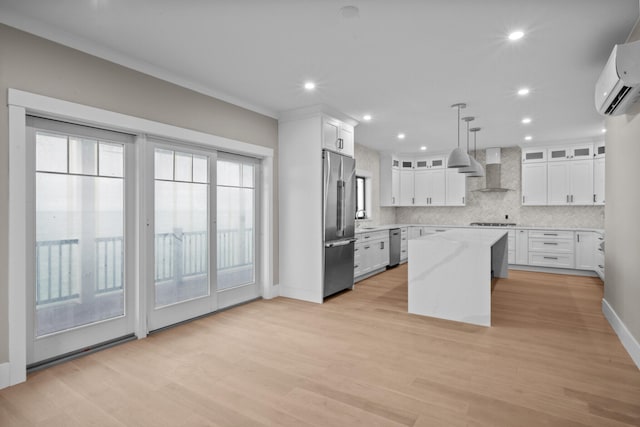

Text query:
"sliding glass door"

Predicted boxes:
[[26, 117, 135, 365], [147, 144, 217, 331]]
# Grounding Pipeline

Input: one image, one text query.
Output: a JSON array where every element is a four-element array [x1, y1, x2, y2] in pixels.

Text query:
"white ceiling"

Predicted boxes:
[[0, 1, 638, 154]]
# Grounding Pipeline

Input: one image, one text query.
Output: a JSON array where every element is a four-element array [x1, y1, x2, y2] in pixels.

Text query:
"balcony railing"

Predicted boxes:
[[36, 228, 254, 305]]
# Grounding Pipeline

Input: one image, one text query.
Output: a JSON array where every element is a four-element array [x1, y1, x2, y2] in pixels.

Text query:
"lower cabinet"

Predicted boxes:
[[527, 230, 575, 269], [354, 230, 389, 281], [400, 227, 408, 262], [575, 231, 596, 270]]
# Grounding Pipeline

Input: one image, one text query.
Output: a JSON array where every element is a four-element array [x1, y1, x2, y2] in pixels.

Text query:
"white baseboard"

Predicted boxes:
[[0, 362, 11, 390], [509, 265, 598, 277], [602, 298, 640, 369], [269, 284, 280, 299]]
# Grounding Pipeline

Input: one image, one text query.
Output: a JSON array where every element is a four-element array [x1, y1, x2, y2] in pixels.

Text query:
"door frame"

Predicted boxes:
[[6, 88, 275, 388]]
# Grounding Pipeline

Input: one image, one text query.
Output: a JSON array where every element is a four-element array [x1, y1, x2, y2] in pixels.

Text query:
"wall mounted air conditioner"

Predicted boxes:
[[595, 39, 640, 116]]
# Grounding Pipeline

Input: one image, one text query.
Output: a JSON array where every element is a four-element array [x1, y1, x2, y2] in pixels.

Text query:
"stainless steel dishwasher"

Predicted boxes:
[[389, 228, 401, 267]]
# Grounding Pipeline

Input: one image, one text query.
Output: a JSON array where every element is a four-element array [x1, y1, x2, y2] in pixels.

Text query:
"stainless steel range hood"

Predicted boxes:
[[474, 148, 512, 192]]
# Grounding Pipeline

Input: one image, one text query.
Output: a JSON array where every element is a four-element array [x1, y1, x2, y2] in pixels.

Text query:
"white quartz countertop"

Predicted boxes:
[[355, 223, 604, 234], [415, 228, 508, 246]]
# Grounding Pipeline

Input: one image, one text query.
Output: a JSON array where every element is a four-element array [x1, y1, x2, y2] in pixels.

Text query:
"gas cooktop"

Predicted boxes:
[[469, 222, 517, 227]]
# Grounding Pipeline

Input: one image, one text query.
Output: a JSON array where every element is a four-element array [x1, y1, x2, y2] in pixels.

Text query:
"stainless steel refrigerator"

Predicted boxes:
[[322, 150, 356, 298]]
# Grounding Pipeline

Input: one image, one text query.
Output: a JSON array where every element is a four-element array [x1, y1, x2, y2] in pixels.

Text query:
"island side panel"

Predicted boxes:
[[408, 238, 492, 327], [492, 233, 509, 278]]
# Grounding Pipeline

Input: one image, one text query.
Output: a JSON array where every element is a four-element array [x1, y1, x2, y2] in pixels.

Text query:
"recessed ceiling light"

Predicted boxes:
[[304, 81, 316, 90], [524, 135, 532, 141], [602, 128, 607, 133], [521, 117, 532, 124], [517, 88, 530, 96], [508, 30, 525, 41], [363, 114, 372, 121], [420, 146, 427, 151], [397, 133, 406, 140]]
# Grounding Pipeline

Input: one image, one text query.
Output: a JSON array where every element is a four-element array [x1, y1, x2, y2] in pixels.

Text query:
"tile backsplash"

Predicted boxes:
[[355, 144, 605, 229]]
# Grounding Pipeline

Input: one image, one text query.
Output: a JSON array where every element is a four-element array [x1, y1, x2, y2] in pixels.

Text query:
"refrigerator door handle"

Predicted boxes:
[[336, 179, 345, 236], [325, 238, 357, 248]]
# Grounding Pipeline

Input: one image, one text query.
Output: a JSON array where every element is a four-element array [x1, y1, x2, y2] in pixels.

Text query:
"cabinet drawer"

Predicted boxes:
[[528, 230, 573, 240], [400, 248, 408, 259], [529, 238, 574, 253], [528, 253, 575, 269]]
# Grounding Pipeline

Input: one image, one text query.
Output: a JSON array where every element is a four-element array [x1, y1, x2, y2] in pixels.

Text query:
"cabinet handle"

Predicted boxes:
[[543, 242, 558, 245], [337, 138, 344, 149], [571, 195, 574, 203], [544, 256, 558, 260], [412, 197, 415, 205], [462, 196, 465, 204], [543, 233, 558, 236], [354, 265, 359, 268], [577, 234, 580, 243], [392, 196, 395, 204], [593, 194, 596, 203], [364, 236, 370, 239], [598, 265, 604, 268], [380, 242, 384, 249], [364, 245, 370, 249], [354, 248, 359, 252], [566, 195, 569, 203]]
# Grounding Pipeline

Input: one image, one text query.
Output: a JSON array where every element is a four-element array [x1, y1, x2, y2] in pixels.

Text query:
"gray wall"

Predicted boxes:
[[354, 143, 397, 226], [0, 24, 279, 362], [603, 22, 640, 349], [396, 146, 605, 228]]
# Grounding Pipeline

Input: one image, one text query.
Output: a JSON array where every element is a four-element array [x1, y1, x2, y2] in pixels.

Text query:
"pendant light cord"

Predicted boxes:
[[457, 106, 461, 149]]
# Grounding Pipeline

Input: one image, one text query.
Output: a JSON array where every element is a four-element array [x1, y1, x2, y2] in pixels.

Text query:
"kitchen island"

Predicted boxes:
[[408, 228, 509, 327]]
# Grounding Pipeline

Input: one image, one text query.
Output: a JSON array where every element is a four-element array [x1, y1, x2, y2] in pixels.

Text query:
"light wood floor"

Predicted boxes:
[[2, 266, 639, 426]]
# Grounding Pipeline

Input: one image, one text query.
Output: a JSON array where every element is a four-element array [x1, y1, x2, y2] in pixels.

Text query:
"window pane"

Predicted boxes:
[[175, 152, 193, 182], [99, 142, 124, 177], [217, 160, 241, 186], [155, 149, 174, 180], [193, 155, 208, 183], [242, 164, 254, 188], [35, 172, 124, 336], [154, 150, 209, 308], [69, 137, 97, 175], [36, 132, 67, 173], [217, 186, 254, 289]]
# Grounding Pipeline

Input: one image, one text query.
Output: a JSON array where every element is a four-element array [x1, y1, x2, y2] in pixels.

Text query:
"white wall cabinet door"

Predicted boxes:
[[339, 124, 354, 157], [399, 170, 415, 206], [594, 157, 605, 205], [413, 170, 429, 206], [322, 119, 354, 157], [522, 163, 547, 205], [429, 169, 446, 205], [570, 159, 594, 205], [445, 169, 466, 206], [379, 154, 400, 206], [575, 232, 596, 270], [547, 162, 570, 205]]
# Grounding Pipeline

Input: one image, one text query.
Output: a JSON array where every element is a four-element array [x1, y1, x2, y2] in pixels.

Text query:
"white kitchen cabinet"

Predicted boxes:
[[445, 168, 466, 206], [414, 169, 445, 206], [575, 231, 596, 270], [527, 230, 575, 269], [279, 107, 358, 303], [548, 144, 593, 162], [400, 227, 408, 262], [322, 118, 354, 157], [399, 169, 415, 205], [515, 229, 529, 264], [522, 163, 547, 205], [354, 230, 389, 281], [547, 159, 593, 205], [415, 155, 446, 169], [522, 147, 547, 163], [380, 154, 400, 206], [594, 157, 605, 205]]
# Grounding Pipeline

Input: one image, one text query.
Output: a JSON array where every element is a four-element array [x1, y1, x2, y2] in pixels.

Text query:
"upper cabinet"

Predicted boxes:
[[322, 118, 354, 157], [380, 154, 400, 206], [521, 142, 604, 206], [380, 154, 465, 207]]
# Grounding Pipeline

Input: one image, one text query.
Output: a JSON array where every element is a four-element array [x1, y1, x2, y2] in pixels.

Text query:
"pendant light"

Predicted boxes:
[[459, 116, 477, 173], [447, 103, 470, 168], [468, 127, 485, 178]]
